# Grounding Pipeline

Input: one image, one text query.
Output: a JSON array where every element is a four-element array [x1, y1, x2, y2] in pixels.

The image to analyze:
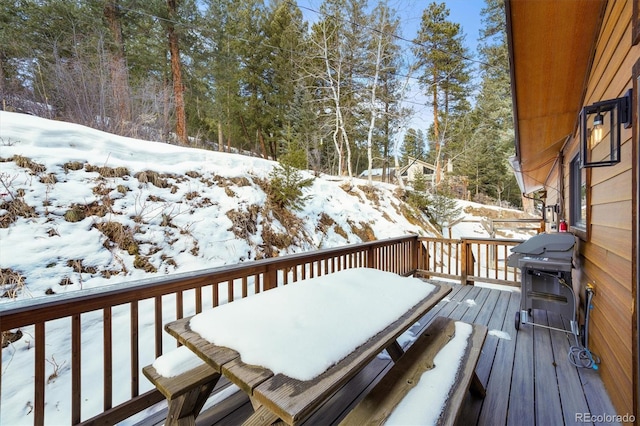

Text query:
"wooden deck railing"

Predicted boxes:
[[0, 235, 418, 426], [0, 234, 524, 425], [417, 237, 524, 287]]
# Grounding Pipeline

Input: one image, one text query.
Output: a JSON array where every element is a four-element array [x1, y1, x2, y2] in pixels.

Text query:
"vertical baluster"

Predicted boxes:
[[447, 240, 452, 275], [130, 301, 139, 398], [495, 243, 500, 280], [213, 282, 219, 307], [196, 287, 202, 313], [242, 276, 248, 298], [154, 296, 162, 357], [228, 279, 234, 303], [35, 322, 45, 426], [176, 291, 183, 320], [104, 307, 112, 411], [503, 245, 508, 281], [72, 314, 81, 424], [484, 243, 489, 279]]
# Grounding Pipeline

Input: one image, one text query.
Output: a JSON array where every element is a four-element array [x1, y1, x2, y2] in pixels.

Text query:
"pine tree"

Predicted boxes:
[[0, 0, 30, 110], [463, 0, 520, 206], [201, 0, 243, 151], [264, 0, 308, 159], [400, 128, 427, 164], [372, 2, 403, 183], [414, 2, 471, 183]]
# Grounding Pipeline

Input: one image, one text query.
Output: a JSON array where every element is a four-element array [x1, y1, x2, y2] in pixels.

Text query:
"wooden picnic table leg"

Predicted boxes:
[[249, 396, 262, 410], [470, 371, 486, 398], [242, 405, 282, 426], [385, 340, 405, 362], [165, 374, 220, 426]]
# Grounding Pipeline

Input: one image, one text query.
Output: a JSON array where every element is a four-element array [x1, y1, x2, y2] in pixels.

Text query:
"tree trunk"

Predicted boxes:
[[0, 52, 5, 109], [318, 22, 347, 176], [365, 12, 385, 186], [166, 0, 188, 145], [103, 0, 131, 131], [258, 129, 273, 161], [218, 121, 224, 152], [433, 69, 441, 185]]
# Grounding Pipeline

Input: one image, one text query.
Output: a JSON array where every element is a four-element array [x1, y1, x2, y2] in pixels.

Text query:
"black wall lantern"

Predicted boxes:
[[581, 89, 632, 167]]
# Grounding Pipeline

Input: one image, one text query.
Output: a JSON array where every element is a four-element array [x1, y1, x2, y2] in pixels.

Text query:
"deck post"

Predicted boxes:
[[264, 265, 278, 290], [460, 239, 474, 285], [411, 236, 419, 274], [367, 245, 375, 269], [461, 240, 467, 285]]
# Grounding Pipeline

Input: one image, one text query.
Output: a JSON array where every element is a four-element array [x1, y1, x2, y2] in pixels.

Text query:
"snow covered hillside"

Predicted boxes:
[[0, 111, 437, 301], [0, 112, 538, 426]]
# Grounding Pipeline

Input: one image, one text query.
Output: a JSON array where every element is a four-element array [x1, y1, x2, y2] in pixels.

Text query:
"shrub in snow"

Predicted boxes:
[[267, 161, 313, 211]]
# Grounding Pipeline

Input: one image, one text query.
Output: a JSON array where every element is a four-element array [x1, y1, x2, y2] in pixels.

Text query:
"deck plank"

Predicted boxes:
[[547, 311, 592, 425], [564, 316, 618, 426], [455, 288, 504, 425], [532, 310, 564, 426], [141, 282, 616, 426], [473, 290, 514, 385], [508, 307, 535, 426], [460, 285, 491, 323], [476, 290, 521, 426]]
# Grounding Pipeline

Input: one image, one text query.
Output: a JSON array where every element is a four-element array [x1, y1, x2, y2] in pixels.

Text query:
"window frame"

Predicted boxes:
[[569, 153, 588, 240]]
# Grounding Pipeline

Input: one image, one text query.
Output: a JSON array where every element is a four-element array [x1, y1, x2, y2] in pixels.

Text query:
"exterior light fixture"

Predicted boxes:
[[580, 89, 632, 167]]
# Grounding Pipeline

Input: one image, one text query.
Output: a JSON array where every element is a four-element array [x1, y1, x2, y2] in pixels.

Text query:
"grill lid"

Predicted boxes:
[[510, 233, 575, 256], [507, 233, 576, 268]]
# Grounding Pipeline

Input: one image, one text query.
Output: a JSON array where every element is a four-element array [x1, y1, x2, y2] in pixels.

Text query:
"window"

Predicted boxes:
[[570, 154, 587, 233]]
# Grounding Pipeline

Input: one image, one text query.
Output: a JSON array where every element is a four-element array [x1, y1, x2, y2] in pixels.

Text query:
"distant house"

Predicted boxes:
[[357, 167, 396, 182], [506, 0, 638, 417], [359, 158, 468, 199], [356, 157, 434, 184], [398, 157, 436, 185]]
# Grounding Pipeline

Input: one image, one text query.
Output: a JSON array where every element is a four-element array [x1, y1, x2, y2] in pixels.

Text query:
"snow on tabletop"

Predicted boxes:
[[189, 268, 435, 381], [152, 345, 205, 378], [385, 321, 472, 425]]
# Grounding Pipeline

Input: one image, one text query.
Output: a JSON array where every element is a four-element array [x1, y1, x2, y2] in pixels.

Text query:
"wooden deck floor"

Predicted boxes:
[[141, 282, 618, 426]]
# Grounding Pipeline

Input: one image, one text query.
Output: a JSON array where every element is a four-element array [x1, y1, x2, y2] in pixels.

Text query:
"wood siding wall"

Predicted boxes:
[[548, 0, 637, 417]]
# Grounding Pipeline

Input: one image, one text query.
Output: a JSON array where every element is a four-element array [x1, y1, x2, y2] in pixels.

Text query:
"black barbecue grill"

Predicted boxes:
[[507, 232, 578, 335], [508, 232, 599, 369]]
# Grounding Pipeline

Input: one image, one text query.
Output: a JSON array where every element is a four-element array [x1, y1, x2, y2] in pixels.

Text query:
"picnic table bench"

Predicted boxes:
[[142, 346, 220, 426], [340, 316, 487, 425]]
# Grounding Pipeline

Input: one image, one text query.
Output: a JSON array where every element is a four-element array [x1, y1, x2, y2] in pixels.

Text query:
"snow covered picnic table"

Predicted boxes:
[[161, 268, 451, 425]]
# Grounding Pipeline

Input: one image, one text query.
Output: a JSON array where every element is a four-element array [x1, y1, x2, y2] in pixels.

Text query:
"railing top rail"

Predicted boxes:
[[460, 218, 541, 223], [418, 236, 525, 244], [484, 218, 542, 223], [0, 235, 418, 329]]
